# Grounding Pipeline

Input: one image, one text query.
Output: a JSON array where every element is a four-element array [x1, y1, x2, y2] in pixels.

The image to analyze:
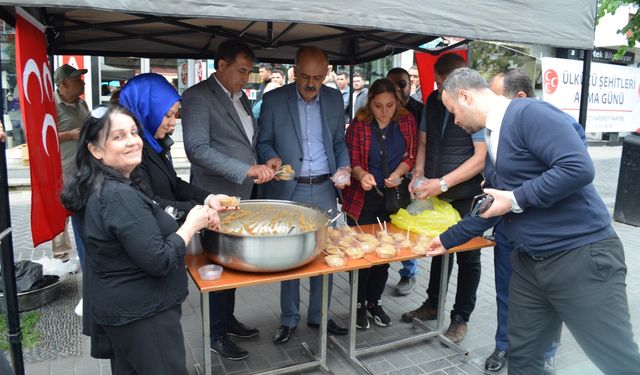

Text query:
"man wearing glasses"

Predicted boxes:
[[387, 68, 423, 132]]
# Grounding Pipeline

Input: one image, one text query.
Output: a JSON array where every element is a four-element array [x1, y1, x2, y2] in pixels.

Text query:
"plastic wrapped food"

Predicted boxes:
[[327, 228, 341, 242], [356, 233, 377, 242], [344, 246, 365, 259], [325, 245, 343, 256], [376, 244, 396, 259], [377, 232, 395, 244], [325, 255, 346, 267], [360, 239, 379, 253], [412, 244, 428, 255], [399, 239, 413, 249]]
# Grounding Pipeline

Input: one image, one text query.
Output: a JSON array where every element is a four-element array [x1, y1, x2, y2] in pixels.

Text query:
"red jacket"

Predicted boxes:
[[342, 113, 417, 220]]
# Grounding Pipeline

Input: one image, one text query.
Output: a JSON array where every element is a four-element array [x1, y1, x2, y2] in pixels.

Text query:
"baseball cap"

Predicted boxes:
[[54, 64, 88, 84]]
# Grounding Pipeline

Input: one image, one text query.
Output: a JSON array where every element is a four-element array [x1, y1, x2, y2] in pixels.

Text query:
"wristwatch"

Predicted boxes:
[[510, 192, 524, 213], [439, 178, 449, 193]]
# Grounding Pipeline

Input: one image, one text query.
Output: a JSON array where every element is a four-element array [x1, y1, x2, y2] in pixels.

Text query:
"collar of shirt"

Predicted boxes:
[[213, 74, 243, 101], [485, 95, 511, 159], [55, 90, 80, 108], [296, 88, 320, 105]]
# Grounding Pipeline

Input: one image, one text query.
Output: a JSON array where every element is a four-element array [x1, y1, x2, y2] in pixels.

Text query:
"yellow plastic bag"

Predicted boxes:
[[390, 197, 461, 237]]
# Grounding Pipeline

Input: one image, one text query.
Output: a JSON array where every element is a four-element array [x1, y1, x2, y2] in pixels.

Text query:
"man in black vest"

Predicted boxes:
[[401, 53, 486, 344]]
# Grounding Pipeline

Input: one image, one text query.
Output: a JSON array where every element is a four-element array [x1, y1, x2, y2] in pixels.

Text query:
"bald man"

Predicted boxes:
[[257, 46, 351, 345]]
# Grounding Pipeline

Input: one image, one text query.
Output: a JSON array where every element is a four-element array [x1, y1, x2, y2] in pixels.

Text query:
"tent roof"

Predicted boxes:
[[0, 1, 597, 63]]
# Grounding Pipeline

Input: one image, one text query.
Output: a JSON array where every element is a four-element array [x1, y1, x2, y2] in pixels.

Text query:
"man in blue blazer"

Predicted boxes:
[[257, 46, 351, 344], [428, 68, 640, 375]]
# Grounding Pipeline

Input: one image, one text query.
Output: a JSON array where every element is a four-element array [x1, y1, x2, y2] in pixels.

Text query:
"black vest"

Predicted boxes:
[[424, 91, 483, 201]]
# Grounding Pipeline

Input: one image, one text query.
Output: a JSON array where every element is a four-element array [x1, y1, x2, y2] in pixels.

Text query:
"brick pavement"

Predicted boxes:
[[4, 145, 639, 375]]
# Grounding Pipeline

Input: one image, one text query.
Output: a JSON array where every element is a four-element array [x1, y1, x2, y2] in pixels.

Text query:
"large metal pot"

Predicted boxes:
[[202, 200, 334, 272]]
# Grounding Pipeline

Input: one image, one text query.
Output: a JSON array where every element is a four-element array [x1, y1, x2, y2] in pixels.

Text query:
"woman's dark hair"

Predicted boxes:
[[354, 78, 407, 123], [61, 105, 142, 213]]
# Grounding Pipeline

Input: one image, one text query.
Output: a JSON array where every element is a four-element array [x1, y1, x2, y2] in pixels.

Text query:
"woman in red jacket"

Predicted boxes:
[[342, 78, 416, 329]]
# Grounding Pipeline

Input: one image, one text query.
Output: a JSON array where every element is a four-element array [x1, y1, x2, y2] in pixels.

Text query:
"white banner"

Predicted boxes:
[[542, 57, 640, 132]]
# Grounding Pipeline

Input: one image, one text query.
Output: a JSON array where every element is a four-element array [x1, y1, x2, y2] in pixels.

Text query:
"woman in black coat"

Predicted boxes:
[[119, 73, 229, 217], [61, 105, 218, 374]]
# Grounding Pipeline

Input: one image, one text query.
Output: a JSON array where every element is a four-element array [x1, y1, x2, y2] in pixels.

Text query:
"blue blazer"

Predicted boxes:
[[256, 83, 350, 200]]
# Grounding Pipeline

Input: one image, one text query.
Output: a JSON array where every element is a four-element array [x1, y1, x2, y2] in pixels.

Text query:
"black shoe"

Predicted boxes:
[[356, 303, 370, 329], [367, 301, 391, 327], [307, 319, 348, 335], [393, 276, 416, 296], [484, 349, 507, 372], [228, 320, 259, 339], [273, 325, 296, 345], [210, 334, 249, 361]]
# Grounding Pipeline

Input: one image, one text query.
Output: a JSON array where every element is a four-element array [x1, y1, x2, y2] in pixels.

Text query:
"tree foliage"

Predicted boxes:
[[597, 0, 640, 57]]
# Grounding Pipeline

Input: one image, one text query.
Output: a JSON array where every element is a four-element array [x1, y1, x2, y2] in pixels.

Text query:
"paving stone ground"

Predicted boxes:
[[3, 145, 639, 375]]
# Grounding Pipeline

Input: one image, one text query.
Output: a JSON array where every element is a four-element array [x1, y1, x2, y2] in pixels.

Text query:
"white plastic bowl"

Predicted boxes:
[[198, 264, 223, 280]]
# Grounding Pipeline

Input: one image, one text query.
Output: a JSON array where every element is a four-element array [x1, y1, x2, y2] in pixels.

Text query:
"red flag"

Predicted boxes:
[[415, 49, 468, 103], [15, 11, 68, 247]]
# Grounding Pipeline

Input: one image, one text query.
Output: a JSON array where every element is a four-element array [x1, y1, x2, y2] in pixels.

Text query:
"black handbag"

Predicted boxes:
[[371, 121, 411, 215]]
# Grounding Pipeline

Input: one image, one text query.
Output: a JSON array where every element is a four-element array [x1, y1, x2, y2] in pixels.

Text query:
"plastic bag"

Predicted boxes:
[[406, 197, 434, 215], [0, 260, 43, 293], [390, 197, 461, 238]]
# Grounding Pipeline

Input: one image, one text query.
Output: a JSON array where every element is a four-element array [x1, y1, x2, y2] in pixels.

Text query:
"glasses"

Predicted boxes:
[[394, 80, 408, 89], [90, 105, 109, 120]]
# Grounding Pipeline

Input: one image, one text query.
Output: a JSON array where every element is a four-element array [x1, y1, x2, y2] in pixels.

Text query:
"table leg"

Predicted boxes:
[[348, 270, 358, 359], [319, 274, 329, 370], [435, 252, 469, 361], [202, 291, 211, 375]]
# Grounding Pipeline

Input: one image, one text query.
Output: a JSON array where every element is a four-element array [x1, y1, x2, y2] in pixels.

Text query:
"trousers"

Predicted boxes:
[[493, 220, 558, 358], [103, 305, 188, 375], [508, 234, 640, 374]]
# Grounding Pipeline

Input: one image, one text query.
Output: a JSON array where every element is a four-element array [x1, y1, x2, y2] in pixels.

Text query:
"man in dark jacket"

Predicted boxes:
[[428, 67, 640, 375], [401, 54, 486, 345]]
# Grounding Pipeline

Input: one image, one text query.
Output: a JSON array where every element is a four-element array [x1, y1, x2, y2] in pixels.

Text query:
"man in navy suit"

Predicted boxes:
[[427, 67, 640, 375], [257, 46, 351, 344]]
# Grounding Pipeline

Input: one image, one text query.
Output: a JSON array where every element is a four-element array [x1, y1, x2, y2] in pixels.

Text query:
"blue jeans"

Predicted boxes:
[[280, 275, 333, 327], [399, 259, 417, 277]]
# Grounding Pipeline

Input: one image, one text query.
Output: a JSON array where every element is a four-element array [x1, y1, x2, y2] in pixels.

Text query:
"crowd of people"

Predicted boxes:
[[47, 41, 640, 375]]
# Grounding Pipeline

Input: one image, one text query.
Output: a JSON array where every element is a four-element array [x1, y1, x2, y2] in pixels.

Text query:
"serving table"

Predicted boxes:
[[185, 223, 494, 375], [185, 252, 370, 375], [329, 224, 495, 374]]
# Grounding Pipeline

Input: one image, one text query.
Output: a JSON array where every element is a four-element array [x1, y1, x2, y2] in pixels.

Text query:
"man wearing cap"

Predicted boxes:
[[52, 64, 89, 263]]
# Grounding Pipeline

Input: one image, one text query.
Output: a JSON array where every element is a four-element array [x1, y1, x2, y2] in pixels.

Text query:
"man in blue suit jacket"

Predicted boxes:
[[257, 46, 351, 344], [429, 68, 640, 375]]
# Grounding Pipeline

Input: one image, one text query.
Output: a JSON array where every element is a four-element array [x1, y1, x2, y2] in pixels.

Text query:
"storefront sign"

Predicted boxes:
[[542, 57, 640, 132]]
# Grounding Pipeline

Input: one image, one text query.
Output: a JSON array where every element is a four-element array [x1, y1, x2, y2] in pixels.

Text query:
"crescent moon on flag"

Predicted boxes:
[[42, 62, 54, 101], [23, 59, 43, 104], [41, 113, 59, 157]]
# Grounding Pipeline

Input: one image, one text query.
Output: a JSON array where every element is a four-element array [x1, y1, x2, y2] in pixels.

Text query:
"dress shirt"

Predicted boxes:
[[485, 95, 511, 162], [296, 90, 330, 176], [213, 74, 254, 142]]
